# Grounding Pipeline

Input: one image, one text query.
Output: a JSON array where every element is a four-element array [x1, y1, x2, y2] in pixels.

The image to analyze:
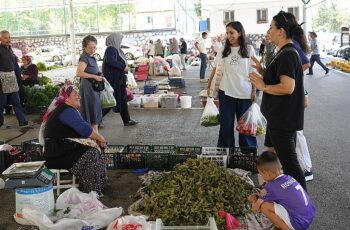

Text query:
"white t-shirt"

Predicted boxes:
[[148, 44, 155, 56], [196, 37, 207, 54], [215, 45, 255, 99]]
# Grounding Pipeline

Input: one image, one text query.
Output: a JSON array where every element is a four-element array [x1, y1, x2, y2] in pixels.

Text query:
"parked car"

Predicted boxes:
[[27, 46, 67, 62], [93, 44, 143, 61], [333, 46, 350, 60]]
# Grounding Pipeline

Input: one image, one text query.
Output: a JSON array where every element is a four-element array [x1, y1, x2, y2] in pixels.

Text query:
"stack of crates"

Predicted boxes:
[[198, 147, 229, 168], [169, 77, 185, 88], [135, 64, 149, 81], [227, 147, 258, 173]]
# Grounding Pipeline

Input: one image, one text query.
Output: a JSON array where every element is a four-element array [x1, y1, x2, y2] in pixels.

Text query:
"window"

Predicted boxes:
[[257, 9, 268, 23], [288, 7, 299, 20], [147, 16, 152, 24], [223, 11, 234, 24]]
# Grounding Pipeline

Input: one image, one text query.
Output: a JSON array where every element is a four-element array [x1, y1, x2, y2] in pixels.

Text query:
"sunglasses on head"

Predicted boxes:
[[279, 11, 288, 23]]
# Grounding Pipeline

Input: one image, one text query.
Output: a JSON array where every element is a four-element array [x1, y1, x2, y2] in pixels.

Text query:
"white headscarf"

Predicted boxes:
[[106, 33, 126, 62]]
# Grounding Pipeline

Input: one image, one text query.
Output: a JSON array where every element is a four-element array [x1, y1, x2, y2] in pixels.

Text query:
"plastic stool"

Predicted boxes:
[[50, 169, 77, 196]]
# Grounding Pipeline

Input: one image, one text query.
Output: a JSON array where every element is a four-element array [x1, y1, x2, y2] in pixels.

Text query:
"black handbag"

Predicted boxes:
[[89, 78, 105, 92]]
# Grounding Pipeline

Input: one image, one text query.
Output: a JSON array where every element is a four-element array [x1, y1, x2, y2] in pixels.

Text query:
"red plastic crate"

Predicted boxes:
[[136, 73, 148, 81]]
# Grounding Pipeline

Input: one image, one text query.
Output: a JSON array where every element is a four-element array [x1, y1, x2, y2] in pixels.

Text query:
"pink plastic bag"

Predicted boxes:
[[218, 210, 242, 230], [126, 88, 134, 102]]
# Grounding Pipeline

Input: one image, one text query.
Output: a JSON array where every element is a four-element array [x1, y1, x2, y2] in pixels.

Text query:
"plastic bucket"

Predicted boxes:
[[180, 96, 192, 109], [15, 184, 55, 218]]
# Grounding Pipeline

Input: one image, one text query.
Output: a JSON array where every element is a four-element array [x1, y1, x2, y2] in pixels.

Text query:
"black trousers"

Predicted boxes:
[[102, 101, 130, 124], [265, 127, 307, 191], [308, 54, 328, 74]]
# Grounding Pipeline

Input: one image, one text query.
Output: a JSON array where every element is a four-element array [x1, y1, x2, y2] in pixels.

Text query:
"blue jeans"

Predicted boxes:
[[0, 92, 27, 126], [199, 53, 207, 79], [308, 54, 328, 74], [217, 90, 257, 148]]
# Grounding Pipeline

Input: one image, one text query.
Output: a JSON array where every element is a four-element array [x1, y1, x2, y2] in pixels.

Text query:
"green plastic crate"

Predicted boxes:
[[171, 153, 197, 168], [151, 145, 177, 153], [145, 152, 171, 170], [176, 146, 202, 155]]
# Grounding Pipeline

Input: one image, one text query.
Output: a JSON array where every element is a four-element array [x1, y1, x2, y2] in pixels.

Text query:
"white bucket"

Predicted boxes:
[[15, 184, 55, 218], [180, 96, 192, 109]]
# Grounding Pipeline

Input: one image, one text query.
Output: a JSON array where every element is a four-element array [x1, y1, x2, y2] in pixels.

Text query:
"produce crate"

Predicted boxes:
[[169, 77, 185, 88], [160, 95, 178, 109], [198, 154, 228, 168], [145, 152, 171, 170], [176, 146, 202, 155], [228, 147, 258, 173], [136, 73, 148, 81], [201, 147, 229, 155], [151, 145, 177, 153], [144, 84, 158, 94], [171, 153, 197, 168], [116, 145, 151, 169], [104, 145, 125, 169], [21, 139, 44, 162]]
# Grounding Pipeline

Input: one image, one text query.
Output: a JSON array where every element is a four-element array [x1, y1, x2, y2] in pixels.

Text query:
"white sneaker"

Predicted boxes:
[[305, 170, 314, 182]]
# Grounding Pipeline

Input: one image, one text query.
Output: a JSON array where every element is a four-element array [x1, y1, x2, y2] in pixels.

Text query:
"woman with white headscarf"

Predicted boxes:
[[102, 33, 137, 126]]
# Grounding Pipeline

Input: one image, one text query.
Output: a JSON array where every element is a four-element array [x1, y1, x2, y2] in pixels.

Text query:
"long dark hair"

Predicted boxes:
[[222, 21, 248, 58]]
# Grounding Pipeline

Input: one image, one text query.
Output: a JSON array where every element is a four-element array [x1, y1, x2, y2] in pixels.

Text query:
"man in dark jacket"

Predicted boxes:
[[0, 30, 28, 129]]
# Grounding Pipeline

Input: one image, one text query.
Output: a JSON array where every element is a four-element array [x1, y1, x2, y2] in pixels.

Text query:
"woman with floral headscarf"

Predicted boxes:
[[39, 84, 107, 194], [102, 33, 137, 126], [21, 55, 39, 86]]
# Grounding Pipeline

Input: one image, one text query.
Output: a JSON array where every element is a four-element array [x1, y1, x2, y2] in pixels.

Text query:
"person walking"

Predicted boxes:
[[195, 32, 208, 80], [292, 33, 314, 181], [307, 31, 329, 75], [170, 37, 179, 55], [249, 11, 307, 190], [154, 39, 164, 58], [76, 35, 103, 132], [179, 38, 187, 70], [147, 40, 155, 58], [102, 33, 137, 126], [207, 22, 257, 149], [0, 30, 29, 129]]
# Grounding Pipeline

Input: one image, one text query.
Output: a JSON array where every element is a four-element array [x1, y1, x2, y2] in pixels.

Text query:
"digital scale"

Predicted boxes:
[[2, 161, 55, 189]]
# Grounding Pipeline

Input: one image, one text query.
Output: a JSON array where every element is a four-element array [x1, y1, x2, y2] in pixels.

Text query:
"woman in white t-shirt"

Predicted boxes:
[[147, 40, 155, 58], [207, 21, 257, 148]]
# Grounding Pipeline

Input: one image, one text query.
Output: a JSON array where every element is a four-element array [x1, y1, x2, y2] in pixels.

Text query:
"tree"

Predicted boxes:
[[312, 1, 347, 33]]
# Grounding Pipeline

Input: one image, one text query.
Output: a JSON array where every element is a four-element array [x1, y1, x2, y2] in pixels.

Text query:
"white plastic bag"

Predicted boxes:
[[208, 61, 224, 98], [127, 71, 138, 89], [168, 66, 181, 77], [101, 81, 116, 109], [236, 102, 267, 136], [200, 97, 220, 127], [107, 215, 151, 230]]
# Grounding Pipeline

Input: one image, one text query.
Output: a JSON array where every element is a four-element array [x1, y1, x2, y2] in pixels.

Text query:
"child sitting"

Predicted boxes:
[[248, 151, 315, 230]]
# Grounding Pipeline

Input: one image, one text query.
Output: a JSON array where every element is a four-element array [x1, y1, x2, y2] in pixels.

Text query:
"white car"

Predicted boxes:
[[27, 46, 67, 62], [93, 44, 143, 61]]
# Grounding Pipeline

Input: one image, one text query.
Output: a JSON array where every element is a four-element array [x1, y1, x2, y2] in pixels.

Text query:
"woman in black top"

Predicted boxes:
[[249, 11, 306, 190]]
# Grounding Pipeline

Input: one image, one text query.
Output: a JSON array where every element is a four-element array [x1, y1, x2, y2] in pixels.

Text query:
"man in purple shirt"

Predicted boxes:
[[248, 151, 315, 230]]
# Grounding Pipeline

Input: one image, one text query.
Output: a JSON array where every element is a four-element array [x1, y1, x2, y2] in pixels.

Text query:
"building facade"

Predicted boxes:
[[201, 0, 304, 36]]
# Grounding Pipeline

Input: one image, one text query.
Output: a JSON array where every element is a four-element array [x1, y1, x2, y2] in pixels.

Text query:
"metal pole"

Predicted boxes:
[[68, 0, 77, 66], [303, 3, 307, 32]]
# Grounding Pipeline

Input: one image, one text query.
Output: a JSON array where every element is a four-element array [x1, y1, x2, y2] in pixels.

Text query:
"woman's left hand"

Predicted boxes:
[[249, 72, 265, 91]]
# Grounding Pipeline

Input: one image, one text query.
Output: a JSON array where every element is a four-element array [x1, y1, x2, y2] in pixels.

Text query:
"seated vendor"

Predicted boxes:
[[39, 84, 107, 194], [21, 55, 39, 86]]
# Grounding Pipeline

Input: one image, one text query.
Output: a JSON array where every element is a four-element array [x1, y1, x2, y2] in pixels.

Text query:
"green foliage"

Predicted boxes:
[[135, 158, 254, 226], [38, 76, 52, 86], [312, 2, 349, 33], [23, 85, 59, 109], [36, 62, 47, 72], [194, 1, 201, 18]]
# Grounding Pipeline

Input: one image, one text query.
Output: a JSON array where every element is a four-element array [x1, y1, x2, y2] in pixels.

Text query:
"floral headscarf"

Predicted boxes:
[[39, 84, 79, 145]]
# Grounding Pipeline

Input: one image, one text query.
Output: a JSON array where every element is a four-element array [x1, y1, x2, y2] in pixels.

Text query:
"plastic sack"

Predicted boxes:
[[236, 103, 267, 136], [127, 72, 138, 89], [168, 66, 181, 77], [101, 81, 116, 109], [107, 215, 151, 230], [218, 211, 242, 230], [200, 97, 220, 127], [171, 54, 181, 68], [126, 88, 134, 102], [208, 61, 224, 98]]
